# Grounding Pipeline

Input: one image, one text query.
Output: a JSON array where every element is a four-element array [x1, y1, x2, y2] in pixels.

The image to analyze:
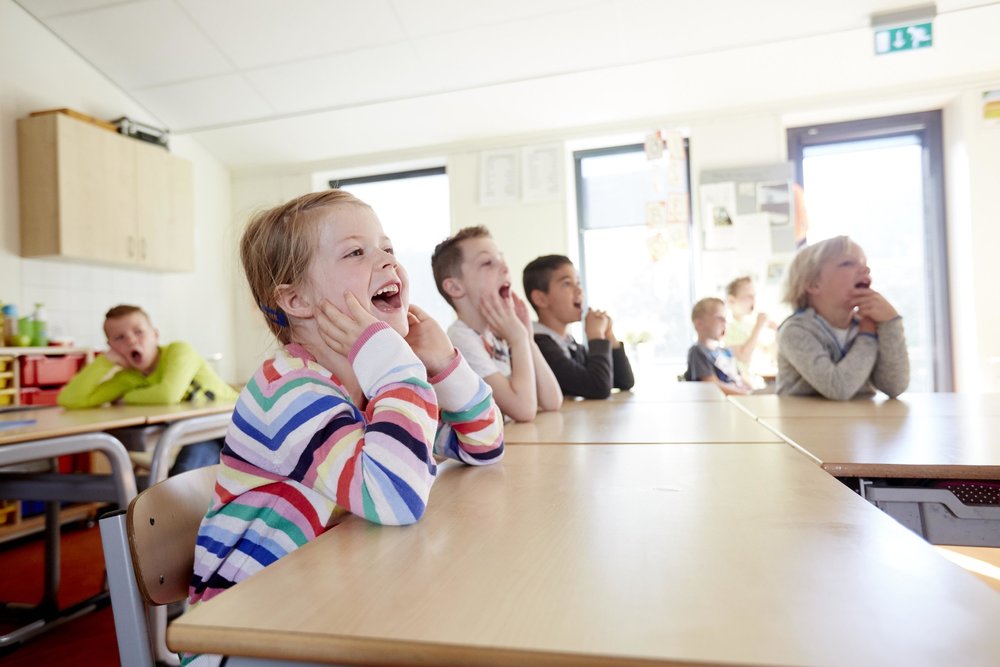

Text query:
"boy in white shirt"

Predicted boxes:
[[431, 226, 562, 422]]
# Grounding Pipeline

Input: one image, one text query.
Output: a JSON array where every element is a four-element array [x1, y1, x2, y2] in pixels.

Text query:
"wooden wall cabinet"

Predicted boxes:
[[17, 112, 194, 271]]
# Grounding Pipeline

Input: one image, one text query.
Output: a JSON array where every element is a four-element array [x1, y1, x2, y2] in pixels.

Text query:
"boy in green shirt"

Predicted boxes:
[[58, 305, 237, 473]]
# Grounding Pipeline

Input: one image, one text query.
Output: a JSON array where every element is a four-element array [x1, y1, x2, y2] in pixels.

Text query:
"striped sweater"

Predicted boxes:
[[188, 322, 504, 607]]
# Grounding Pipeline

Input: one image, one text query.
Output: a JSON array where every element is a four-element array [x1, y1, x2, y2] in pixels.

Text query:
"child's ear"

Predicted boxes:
[[529, 288, 548, 310], [441, 277, 465, 301], [274, 284, 314, 319]]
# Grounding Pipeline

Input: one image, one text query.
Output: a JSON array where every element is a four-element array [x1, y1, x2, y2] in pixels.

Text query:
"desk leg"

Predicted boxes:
[[0, 434, 137, 649], [42, 501, 60, 614]]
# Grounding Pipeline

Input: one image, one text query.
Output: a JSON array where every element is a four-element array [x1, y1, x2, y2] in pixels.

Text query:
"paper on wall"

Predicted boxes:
[[733, 213, 772, 274]]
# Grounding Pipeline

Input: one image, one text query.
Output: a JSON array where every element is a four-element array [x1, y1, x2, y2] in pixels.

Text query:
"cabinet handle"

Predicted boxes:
[[127, 236, 135, 258], [141, 238, 147, 260]]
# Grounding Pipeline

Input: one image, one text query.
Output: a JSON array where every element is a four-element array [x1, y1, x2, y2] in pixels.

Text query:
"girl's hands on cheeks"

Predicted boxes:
[[404, 304, 455, 376], [315, 291, 379, 356], [480, 291, 527, 344]]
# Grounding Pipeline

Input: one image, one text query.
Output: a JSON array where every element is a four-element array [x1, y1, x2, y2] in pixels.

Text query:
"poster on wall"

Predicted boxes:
[[479, 149, 520, 206], [521, 144, 562, 202], [700, 182, 737, 250], [699, 162, 797, 254]]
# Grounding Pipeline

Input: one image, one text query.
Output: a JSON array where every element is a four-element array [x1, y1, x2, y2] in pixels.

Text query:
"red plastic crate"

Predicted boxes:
[[19, 386, 62, 406], [18, 354, 85, 387]]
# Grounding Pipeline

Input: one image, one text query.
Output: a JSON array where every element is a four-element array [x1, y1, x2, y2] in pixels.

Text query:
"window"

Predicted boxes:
[[574, 144, 693, 383], [331, 168, 453, 327], [788, 111, 950, 391]]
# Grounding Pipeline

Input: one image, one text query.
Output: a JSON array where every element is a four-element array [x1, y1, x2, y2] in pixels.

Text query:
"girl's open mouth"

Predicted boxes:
[[499, 283, 511, 299], [371, 283, 402, 311]]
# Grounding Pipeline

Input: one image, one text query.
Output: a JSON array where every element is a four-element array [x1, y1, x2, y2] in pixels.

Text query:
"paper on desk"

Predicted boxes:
[[0, 419, 37, 429]]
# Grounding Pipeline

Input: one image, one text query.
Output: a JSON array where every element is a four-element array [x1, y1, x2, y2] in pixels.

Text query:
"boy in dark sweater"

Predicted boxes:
[[523, 255, 633, 399]]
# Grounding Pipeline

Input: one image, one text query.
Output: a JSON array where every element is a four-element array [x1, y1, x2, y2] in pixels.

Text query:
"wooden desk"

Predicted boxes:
[[731, 392, 1000, 419], [0, 403, 235, 448], [605, 381, 726, 402], [504, 400, 782, 444], [759, 415, 1000, 546], [169, 444, 1000, 666], [759, 415, 1000, 479], [0, 406, 148, 446]]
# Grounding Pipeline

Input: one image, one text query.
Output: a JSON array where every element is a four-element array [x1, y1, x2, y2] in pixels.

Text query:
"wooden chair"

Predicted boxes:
[[99, 464, 217, 666]]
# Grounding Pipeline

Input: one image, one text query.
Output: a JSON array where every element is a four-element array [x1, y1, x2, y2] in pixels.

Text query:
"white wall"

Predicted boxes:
[[229, 98, 1000, 395], [0, 1, 237, 381]]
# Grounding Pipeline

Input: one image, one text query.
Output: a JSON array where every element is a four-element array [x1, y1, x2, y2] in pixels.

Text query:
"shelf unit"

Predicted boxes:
[[0, 346, 93, 407], [1, 346, 98, 541]]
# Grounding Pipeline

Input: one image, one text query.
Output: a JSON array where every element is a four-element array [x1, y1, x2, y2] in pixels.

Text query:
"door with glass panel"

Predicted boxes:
[[787, 111, 951, 391]]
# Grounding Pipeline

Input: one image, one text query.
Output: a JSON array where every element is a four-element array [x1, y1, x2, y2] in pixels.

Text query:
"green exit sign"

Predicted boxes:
[[875, 22, 933, 54]]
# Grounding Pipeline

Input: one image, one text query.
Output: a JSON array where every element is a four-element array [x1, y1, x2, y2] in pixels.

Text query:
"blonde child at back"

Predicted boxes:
[[185, 191, 504, 664], [776, 235, 908, 399], [724, 276, 777, 389]]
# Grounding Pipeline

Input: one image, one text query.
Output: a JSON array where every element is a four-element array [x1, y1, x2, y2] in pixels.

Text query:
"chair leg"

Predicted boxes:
[[99, 511, 155, 667], [152, 604, 180, 666]]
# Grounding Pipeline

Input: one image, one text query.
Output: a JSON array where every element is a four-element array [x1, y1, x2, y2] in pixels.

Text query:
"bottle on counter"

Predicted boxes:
[[31, 303, 48, 347], [2, 304, 18, 346]]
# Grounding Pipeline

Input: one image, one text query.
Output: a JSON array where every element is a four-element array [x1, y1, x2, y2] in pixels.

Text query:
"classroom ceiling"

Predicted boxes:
[[15, 0, 990, 169]]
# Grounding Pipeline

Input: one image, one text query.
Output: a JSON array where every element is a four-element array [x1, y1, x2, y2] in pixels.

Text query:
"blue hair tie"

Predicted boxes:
[[259, 303, 288, 327]]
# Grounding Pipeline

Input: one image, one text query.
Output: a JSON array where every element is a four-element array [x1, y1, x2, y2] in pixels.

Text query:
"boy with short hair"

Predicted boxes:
[[522, 254, 633, 399], [58, 304, 237, 472], [684, 297, 750, 396], [431, 226, 562, 422]]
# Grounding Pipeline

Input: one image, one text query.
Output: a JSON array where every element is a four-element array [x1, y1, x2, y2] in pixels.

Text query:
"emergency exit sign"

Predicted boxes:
[[874, 22, 933, 54]]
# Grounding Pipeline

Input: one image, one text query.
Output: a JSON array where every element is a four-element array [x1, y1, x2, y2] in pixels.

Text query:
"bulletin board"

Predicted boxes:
[[697, 162, 797, 298]]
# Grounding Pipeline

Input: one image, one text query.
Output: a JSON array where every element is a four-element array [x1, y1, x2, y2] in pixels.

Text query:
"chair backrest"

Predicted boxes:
[[127, 464, 217, 605], [101, 464, 217, 666]]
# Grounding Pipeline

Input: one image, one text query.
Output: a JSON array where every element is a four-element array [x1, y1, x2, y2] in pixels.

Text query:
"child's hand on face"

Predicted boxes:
[[852, 288, 898, 323], [584, 308, 609, 340], [480, 291, 527, 343], [103, 349, 129, 368], [404, 304, 455, 376], [315, 292, 380, 357], [511, 292, 531, 331]]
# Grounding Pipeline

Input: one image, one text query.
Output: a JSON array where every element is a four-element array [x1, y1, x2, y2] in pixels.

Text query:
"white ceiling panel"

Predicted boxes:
[[179, 0, 406, 69], [130, 73, 273, 131], [15, 0, 128, 19], [12, 0, 997, 168], [390, 0, 610, 37], [412, 4, 625, 89], [246, 42, 425, 115], [44, 0, 233, 88]]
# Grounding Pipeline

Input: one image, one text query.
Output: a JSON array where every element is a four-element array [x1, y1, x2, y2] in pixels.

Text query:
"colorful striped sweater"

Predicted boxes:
[[188, 322, 504, 608]]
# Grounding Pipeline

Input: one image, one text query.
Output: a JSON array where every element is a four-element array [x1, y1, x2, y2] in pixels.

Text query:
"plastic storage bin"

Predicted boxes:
[[19, 386, 62, 406], [18, 354, 85, 387]]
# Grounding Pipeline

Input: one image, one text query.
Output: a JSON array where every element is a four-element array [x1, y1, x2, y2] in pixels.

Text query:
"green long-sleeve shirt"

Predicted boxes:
[[57, 341, 238, 409]]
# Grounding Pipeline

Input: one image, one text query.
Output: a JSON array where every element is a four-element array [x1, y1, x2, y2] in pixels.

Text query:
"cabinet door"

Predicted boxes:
[[135, 142, 194, 271], [57, 115, 139, 264]]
